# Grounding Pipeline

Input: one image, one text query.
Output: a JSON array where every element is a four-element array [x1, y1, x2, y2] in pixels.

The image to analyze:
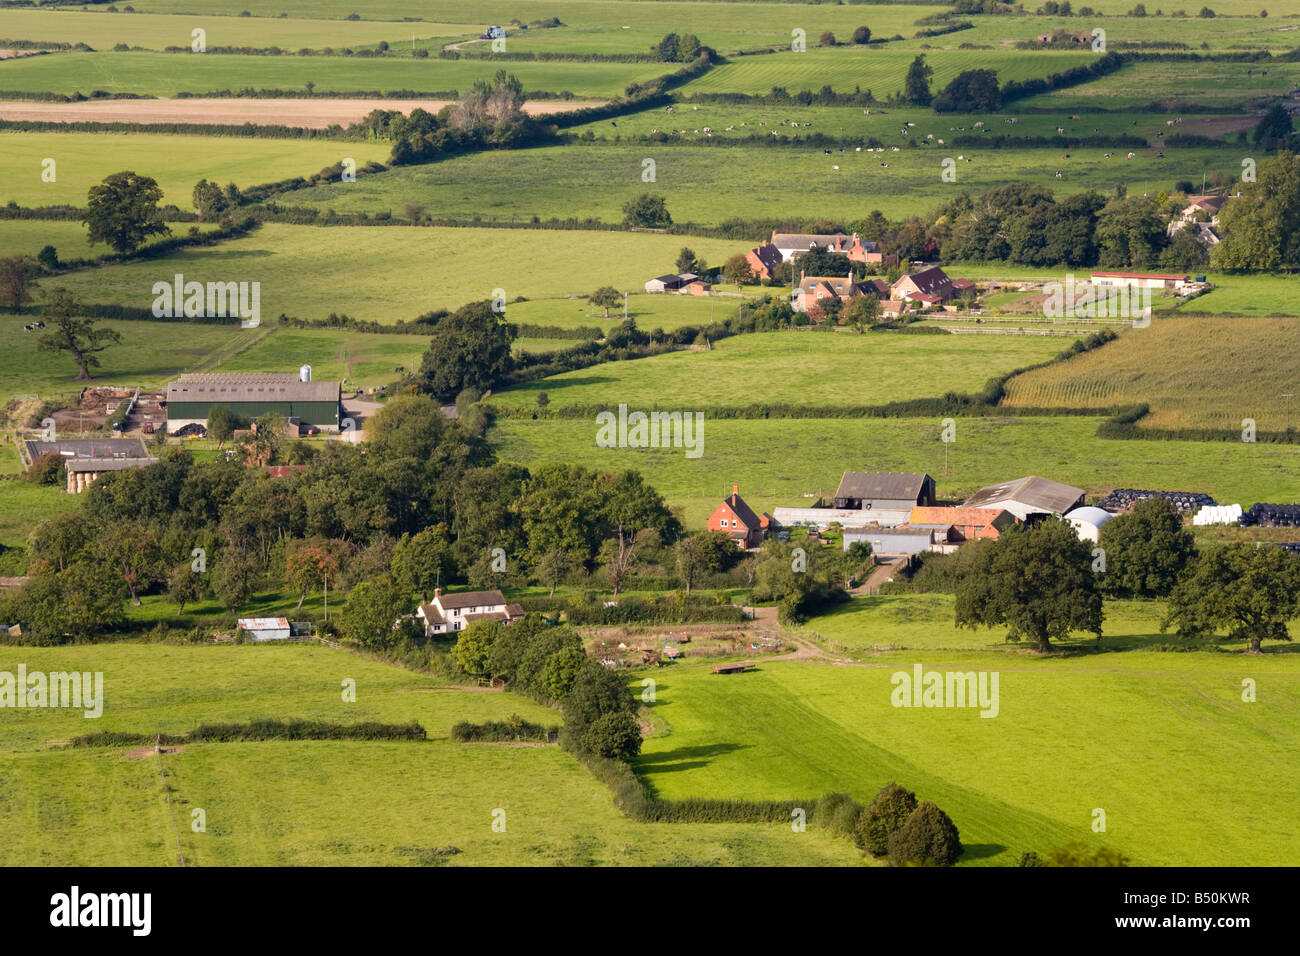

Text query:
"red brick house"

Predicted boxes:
[[708, 484, 769, 550], [890, 266, 954, 304], [745, 242, 783, 281]]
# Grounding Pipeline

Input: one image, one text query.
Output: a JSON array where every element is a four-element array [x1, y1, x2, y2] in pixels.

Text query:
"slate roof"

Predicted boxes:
[[436, 589, 507, 610], [963, 475, 1085, 515], [835, 472, 932, 502], [167, 373, 340, 405], [721, 490, 762, 529]]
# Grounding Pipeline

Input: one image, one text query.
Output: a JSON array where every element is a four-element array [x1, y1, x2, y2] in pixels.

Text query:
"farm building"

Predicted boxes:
[[1089, 271, 1189, 292], [165, 369, 342, 434], [707, 484, 770, 550], [416, 588, 524, 636], [644, 274, 692, 293], [963, 475, 1085, 520], [22, 437, 158, 493], [843, 525, 942, 556], [745, 243, 783, 281], [834, 471, 936, 512], [1065, 506, 1114, 542], [237, 617, 291, 642], [909, 506, 1015, 542]]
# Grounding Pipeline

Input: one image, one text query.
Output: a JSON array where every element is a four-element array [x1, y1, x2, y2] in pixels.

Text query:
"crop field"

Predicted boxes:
[[50, 223, 744, 320], [0, 644, 863, 866], [292, 141, 1240, 225], [634, 642, 1300, 866], [1002, 316, 1300, 430], [490, 329, 1068, 409], [0, 10, 477, 51], [491, 414, 1300, 525], [0, 51, 660, 98], [0, 131, 390, 210]]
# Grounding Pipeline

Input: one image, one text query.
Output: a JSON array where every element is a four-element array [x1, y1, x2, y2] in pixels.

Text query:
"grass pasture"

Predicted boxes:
[[1002, 315, 1300, 431], [0, 643, 864, 866], [490, 329, 1069, 409], [1017, 56, 1300, 109], [634, 644, 1300, 866], [0, 131, 390, 210], [49, 224, 744, 320], [490, 414, 1300, 526], [0, 51, 659, 98], [0, 10, 476, 51], [291, 140, 1242, 224]]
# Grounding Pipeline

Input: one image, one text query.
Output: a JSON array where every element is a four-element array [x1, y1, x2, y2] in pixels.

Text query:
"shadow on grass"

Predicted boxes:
[[960, 843, 1007, 862], [634, 742, 748, 774]]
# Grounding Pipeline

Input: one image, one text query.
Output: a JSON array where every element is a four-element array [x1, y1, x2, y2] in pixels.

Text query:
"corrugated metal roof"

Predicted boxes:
[[835, 472, 931, 502], [963, 476, 1085, 515], [238, 617, 289, 629], [167, 373, 340, 404]]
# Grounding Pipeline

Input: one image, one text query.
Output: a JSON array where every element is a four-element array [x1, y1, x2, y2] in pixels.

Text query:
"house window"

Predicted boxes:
[[719, 519, 728, 527]]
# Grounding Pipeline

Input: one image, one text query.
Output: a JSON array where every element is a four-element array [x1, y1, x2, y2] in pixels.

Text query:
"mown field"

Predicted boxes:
[[0, 131, 390, 210], [50, 223, 744, 319], [0, 51, 659, 97], [490, 329, 1068, 409], [634, 640, 1300, 866], [1002, 316, 1300, 430], [490, 414, 1300, 525], [0, 643, 864, 866], [291, 140, 1241, 224], [0, 10, 476, 50], [0, 314, 252, 402], [509, 291, 733, 332]]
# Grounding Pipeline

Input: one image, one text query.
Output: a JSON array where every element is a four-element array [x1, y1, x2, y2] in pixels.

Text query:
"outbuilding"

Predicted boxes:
[[237, 617, 291, 642]]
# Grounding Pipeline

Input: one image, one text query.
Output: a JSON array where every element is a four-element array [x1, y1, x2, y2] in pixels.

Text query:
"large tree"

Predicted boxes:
[[932, 69, 1001, 112], [418, 300, 516, 401], [1096, 497, 1195, 598], [0, 255, 40, 310], [83, 170, 170, 255], [392, 525, 457, 601], [1164, 544, 1299, 653], [903, 54, 934, 106], [1212, 150, 1300, 272], [338, 575, 415, 648], [622, 193, 672, 228], [954, 520, 1103, 652], [1095, 195, 1167, 269], [588, 285, 622, 317], [36, 289, 122, 381]]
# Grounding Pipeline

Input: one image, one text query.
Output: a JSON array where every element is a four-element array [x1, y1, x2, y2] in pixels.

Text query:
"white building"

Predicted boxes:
[[237, 617, 291, 642], [1064, 506, 1113, 543], [416, 588, 524, 636]]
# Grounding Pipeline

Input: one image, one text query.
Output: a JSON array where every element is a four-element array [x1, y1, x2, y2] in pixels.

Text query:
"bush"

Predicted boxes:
[[451, 714, 557, 742], [887, 800, 964, 866], [852, 26, 872, 44], [581, 710, 643, 759], [858, 782, 918, 855], [26, 453, 64, 486]]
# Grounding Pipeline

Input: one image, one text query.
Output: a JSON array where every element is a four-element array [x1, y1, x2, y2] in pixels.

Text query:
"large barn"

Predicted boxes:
[[165, 370, 342, 435], [963, 475, 1085, 520]]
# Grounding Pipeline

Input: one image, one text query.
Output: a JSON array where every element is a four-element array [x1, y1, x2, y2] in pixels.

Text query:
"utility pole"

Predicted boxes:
[[323, 571, 328, 621], [623, 290, 628, 321]]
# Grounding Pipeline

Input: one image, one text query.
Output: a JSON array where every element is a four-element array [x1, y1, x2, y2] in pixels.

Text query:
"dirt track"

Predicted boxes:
[[0, 96, 603, 128]]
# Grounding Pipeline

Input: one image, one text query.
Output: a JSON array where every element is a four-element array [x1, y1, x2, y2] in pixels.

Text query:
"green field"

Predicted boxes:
[[291, 140, 1242, 224], [491, 414, 1300, 525], [1018, 57, 1300, 109], [0, 643, 864, 866], [0, 314, 250, 401], [0, 131, 390, 210], [634, 637, 1300, 866], [0, 479, 79, 549], [50, 223, 745, 319], [1003, 315, 1300, 430], [0, 10, 476, 50], [214, 327, 426, 386], [490, 329, 1069, 409], [508, 291, 733, 332], [681, 48, 1099, 97], [0, 51, 660, 97]]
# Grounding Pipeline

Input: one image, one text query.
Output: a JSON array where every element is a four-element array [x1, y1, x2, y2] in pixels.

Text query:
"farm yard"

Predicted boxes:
[[1, 0, 1298, 882]]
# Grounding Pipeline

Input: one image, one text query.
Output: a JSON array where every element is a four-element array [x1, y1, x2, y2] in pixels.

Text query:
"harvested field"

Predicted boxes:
[[0, 96, 604, 128]]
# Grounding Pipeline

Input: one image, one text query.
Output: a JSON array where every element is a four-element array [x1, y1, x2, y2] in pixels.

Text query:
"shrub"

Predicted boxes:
[[887, 800, 964, 866], [858, 782, 918, 855], [26, 453, 63, 486], [581, 710, 643, 759], [852, 26, 872, 44]]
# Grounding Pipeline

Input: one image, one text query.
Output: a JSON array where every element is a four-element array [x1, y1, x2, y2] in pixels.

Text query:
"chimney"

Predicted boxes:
[[732, 483, 739, 497], [434, 587, 441, 601], [800, 268, 806, 282]]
